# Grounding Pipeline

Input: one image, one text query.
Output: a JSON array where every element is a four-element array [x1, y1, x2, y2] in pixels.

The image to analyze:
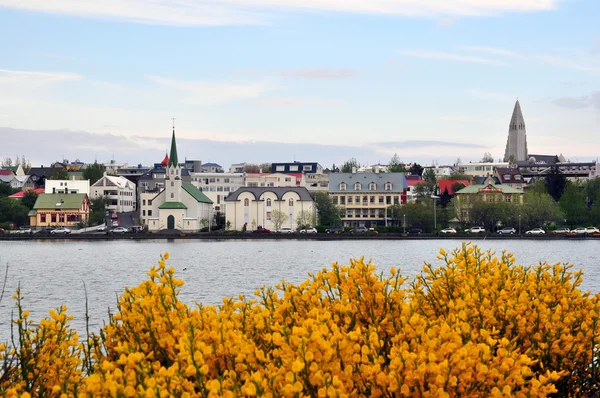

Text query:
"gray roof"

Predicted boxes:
[[225, 187, 313, 201], [328, 172, 408, 193]]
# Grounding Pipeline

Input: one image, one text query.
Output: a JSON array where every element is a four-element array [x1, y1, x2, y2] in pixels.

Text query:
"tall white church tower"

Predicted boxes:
[[503, 100, 529, 164], [165, 127, 182, 202]]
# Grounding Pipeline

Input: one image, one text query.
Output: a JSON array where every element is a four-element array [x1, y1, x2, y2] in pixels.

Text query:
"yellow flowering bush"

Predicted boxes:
[[1, 244, 599, 397]]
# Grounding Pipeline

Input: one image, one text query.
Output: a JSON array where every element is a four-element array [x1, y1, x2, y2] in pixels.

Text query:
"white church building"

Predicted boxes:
[[145, 129, 213, 232]]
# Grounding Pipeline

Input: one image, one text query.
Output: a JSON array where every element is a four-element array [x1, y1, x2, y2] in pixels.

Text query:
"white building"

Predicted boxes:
[[304, 173, 329, 192], [144, 129, 213, 232], [423, 165, 455, 179], [245, 173, 301, 188], [45, 178, 91, 195], [225, 187, 315, 231], [190, 172, 244, 213], [90, 173, 136, 213], [457, 162, 510, 177]]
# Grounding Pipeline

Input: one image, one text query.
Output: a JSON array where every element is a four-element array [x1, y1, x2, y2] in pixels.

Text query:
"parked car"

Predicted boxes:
[[0, 227, 4, 234], [553, 228, 570, 234], [253, 227, 271, 234], [51, 228, 71, 235], [37, 227, 55, 234], [111, 227, 129, 234], [468, 227, 486, 233], [497, 227, 516, 235], [585, 227, 600, 234], [408, 228, 422, 235], [111, 214, 119, 219], [325, 226, 343, 234], [97, 225, 107, 232], [129, 226, 144, 233], [278, 227, 295, 234], [440, 228, 456, 234], [300, 227, 317, 234], [353, 226, 369, 233], [526, 228, 545, 235], [574, 227, 600, 234], [572, 228, 587, 234]]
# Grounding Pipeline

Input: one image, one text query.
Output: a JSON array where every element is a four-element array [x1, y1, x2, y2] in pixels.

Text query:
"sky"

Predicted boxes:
[[0, 0, 599, 169]]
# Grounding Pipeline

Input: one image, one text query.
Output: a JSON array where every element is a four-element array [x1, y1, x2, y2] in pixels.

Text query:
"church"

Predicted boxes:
[[145, 129, 213, 232]]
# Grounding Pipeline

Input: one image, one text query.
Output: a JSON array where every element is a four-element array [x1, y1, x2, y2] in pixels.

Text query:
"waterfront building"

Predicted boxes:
[[29, 193, 91, 228], [90, 173, 136, 213], [504, 100, 529, 163], [224, 187, 314, 231], [143, 129, 213, 232], [328, 171, 408, 228], [45, 178, 90, 195], [190, 172, 244, 213], [453, 183, 524, 223]]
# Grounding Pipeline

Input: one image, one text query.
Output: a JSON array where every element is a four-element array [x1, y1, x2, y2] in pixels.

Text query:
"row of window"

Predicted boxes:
[[200, 186, 237, 192], [342, 209, 384, 218], [243, 198, 295, 206], [332, 195, 400, 205], [339, 183, 393, 191], [275, 165, 312, 172], [192, 177, 240, 183], [142, 210, 153, 216], [40, 213, 82, 223]]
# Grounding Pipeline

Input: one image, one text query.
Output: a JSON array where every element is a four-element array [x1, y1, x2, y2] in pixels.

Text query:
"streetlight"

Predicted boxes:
[[431, 194, 440, 232], [519, 214, 521, 235], [403, 214, 406, 233]]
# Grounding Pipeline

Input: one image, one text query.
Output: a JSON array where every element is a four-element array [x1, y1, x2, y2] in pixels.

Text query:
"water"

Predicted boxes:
[[0, 239, 598, 341]]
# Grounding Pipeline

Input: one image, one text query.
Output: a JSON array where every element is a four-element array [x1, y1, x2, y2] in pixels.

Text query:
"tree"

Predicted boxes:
[[423, 168, 437, 186], [340, 158, 360, 173], [243, 164, 261, 173], [21, 191, 38, 210], [0, 197, 29, 227], [296, 210, 316, 229], [0, 184, 17, 197], [414, 183, 435, 200], [314, 192, 341, 226], [409, 163, 424, 177], [439, 188, 452, 208], [83, 162, 106, 185], [559, 182, 588, 228], [49, 169, 68, 180], [1, 157, 12, 167], [330, 163, 340, 173], [439, 173, 470, 181], [522, 191, 564, 230], [451, 182, 466, 194], [528, 179, 548, 195], [469, 201, 516, 232], [545, 166, 567, 202], [259, 163, 272, 173], [89, 197, 107, 226], [387, 154, 407, 173], [481, 152, 494, 163], [270, 210, 288, 232]]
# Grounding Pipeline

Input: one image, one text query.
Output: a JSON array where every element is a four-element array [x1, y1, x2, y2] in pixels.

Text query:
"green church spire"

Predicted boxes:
[[168, 127, 178, 167]]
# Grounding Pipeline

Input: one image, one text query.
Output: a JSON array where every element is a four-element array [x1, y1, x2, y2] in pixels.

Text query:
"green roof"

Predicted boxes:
[[182, 182, 213, 204], [33, 193, 87, 210], [158, 201, 188, 209], [168, 128, 178, 167], [2, 166, 18, 172], [455, 184, 524, 195]]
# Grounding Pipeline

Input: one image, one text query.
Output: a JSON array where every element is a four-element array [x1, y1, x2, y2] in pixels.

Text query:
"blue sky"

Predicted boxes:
[[0, 0, 598, 168]]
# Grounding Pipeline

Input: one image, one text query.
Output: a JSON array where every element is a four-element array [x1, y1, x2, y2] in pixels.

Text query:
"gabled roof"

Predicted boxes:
[[455, 183, 524, 195], [92, 175, 134, 189], [182, 182, 212, 204], [159, 201, 188, 209], [225, 187, 313, 201], [27, 167, 60, 178], [202, 162, 222, 167], [1, 166, 18, 172], [33, 193, 88, 209], [0, 175, 15, 183], [438, 179, 471, 195]]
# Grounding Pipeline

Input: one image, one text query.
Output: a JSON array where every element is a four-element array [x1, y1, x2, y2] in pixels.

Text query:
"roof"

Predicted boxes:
[[495, 167, 521, 176], [328, 172, 408, 193], [438, 179, 471, 195], [455, 183, 524, 195], [202, 162, 222, 167], [168, 128, 178, 167], [0, 175, 13, 183], [519, 154, 559, 166], [92, 175, 135, 189], [0, 170, 14, 176], [406, 179, 425, 187], [161, 153, 169, 167], [225, 187, 313, 201], [33, 193, 88, 209], [182, 182, 212, 204], [1, 166, 18, 172], [9, 188, 45, 198], [158, 201, 188, 209], [27, 167, 61, 178]]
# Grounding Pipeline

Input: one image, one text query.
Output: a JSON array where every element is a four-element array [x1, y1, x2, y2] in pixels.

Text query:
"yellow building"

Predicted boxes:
[[29, 193, 91, 227], [454, 183, 524, 223]]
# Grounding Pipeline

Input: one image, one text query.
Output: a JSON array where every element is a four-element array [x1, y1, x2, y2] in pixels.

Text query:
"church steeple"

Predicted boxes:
[[509, 100, 525, 130], [168, 127, 179, 168], [504, 99, 528, 163]]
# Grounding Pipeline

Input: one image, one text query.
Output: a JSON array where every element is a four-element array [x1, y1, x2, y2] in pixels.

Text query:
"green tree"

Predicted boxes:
[[589, 201, 600, 226], [270, 209, 288, 231], [0, 184, 17, 197], [83, 162, 106, 185], [387, 154, 406, 173], [0, 197, 29, 227], [545, 166, 566, 202], [314, 192, 341, 226], [21, 191, 38, 210], [469, 201, 516, 232], [439, 188, 452, 208], [48, 169, 68, 180], [259, 163, 272, 173], [439, 173, 470, 181], [584, 178, 600, 207], [559, 182, 588, 228], [528, 179, 548, 195], [340, 158, 360, 173], [89, 197, 107, 226], [521, 191, 564, 230], [409, 163, 424, 176]]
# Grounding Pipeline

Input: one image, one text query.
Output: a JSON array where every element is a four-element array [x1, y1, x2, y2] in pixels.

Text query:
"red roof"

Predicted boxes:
[[438, 179, 471, 195], [8, 188, 44, 198], [0, 170, 14, 176], [160, 153, 169, 167], [406, 179, 425, 187]]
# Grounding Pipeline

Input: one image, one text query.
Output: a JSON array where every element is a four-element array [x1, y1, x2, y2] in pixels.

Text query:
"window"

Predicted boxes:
[[143, 210, 146, 216], [369, 183, 376, 191], [170, 169, 174, 175], [303, 165, 312, 171], [171, 181, 174, 186], [148, 210, 152, 216], [170, 193, 174, 199], [348, 196, 353, 203], [276, 165, 285, 172], [370, 209, 376, 217], [515, 175, 522, 181], [355, 209, 361, 217], [340, 183, 346, 191], [354, 183, 361, 191], [363, 196, 368, 203], [332, 196, 339, 205], [244, 198, 250, 206], [266, 199, 272, 206], [266, 211, 272, 220], [285, 178, 291, 182], [370, 196, 375, 203], [347, 209, 353, 217], [355, 196, 360, 203], [40, 214, 46, 223], [340, 196, 346, 205], [289, 199, 294, 207], [385, 183, 392, 191], [394, 197, 399, 205], [386, 196, 391, 205], [290, 165, 299, 171], [379, 196, 384, 204], [503, 175, 510, 181]]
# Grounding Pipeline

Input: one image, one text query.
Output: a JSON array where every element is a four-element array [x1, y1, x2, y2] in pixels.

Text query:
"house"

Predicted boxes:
[[437, 179, 471, 196], [304, 173, 329, 192], [27, 165, 65, 188], [357, 164, 389, 173], [494, 168, 525, 190], [453, 183, 525, 223], [271, 162, 323, 174], [423, 165, 456, 179], [245, 173, 302, 188], [229, 162, 247, 173], [0, 169, 15, 185], [29, 193, 91, 228], [143, 129, 213, 232], [224, 187, 314, 231], [1, 165, 25, 176], [405, 174, 425, 203], [190, 172, 244, 213], [201, 162, 224, 173], [45, 178, 91, 195], [90, 173, 136, 213], [328, 172, 408, 228]]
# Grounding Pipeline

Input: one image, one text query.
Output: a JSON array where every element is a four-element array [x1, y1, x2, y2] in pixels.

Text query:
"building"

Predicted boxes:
[[1, 165, 25, 176], [504, 100, 529, 163], [245, 173, 302, 188], [224, 187, 314, 231], [328, 172, 408, 228], [229, 163, 247, 173], [304, 173, 329, 192], [271, 162, 323, 174], [457, 161, 510, 177], [190, 172, 244, 212], [45, 178, 90, 195], [405, 175, 425, 203], [143, 129, 213, 232], [454, 183, 524, 223], [26, 165, 65, 188], [494, 168, 525, 190], [103, 159, 128, 175], [357, 164, 389, 173], [200, 162, 224, 173], [90, 173, 136, 213], [29, 193, 91, 228], [423, 165, 456, 180], [516, 156, 598, 181], [116, 164, 152, 186], [437, 179, 471, 196]]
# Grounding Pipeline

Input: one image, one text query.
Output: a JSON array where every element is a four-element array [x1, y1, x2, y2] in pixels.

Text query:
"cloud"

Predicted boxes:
[[373, 140, 486, 149], [280, 68, 358, 79], [538, 54, 600, 75], [146, 74, 275, 104], [398, 50, 506, 65], [0, 68, 82, 85], [553, 92, 600, 110], [459, 45, 521, 58], [0, 0, 563, 26]]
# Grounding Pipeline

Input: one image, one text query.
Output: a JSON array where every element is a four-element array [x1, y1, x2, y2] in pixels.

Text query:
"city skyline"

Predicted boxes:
[[0, 0, 599, 167]]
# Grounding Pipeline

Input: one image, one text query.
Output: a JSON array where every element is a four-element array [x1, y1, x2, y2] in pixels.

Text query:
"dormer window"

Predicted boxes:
[[503, 175, 510, 181], [354, 183, 361, 191], [385, 183, 392, 191], [369, 183, 376, 191], [340, 183, 346, 191], [515, 175, 522, 181]]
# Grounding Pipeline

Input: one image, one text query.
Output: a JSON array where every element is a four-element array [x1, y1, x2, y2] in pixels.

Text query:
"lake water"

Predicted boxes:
[[0, 239, 599, 341]]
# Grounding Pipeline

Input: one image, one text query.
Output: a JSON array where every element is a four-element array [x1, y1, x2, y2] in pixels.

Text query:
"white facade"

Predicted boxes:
[[45, 178, 91, 195], [90, 174, 136, 213], [304, 173, 329, 192], [457, 162, 510, 177], [190, 172, 244, 212], [423, 165, 455, 179], [245, 173, 300, 188]]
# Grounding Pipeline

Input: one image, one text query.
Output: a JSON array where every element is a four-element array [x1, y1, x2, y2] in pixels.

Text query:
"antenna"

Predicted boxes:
[[172, 116, 176, 129]]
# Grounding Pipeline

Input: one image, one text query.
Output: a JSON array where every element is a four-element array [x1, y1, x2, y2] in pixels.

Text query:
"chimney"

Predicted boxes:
[[352, 167, 357, 174]]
